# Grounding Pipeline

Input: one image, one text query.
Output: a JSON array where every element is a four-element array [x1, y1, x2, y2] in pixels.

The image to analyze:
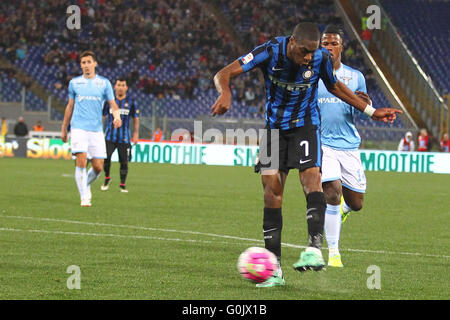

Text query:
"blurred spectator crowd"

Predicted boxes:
[[0, 0, 388, 115]]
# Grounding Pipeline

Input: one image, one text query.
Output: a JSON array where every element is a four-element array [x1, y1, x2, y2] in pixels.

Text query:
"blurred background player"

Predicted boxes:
[[398, 131, 415, 151], [101, 77, 140, 193], [318, 25, 371, 268], [61, 51, 122, 207], [212, 22, 401, 287], [440, 133, 450, 152], [417, 128, 431, 151]]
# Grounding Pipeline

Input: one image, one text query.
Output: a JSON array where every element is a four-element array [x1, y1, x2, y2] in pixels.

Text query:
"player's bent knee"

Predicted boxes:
[[264, 189, 283, 207], [350, 200, 363, 211], [323, 189, 341, 205]]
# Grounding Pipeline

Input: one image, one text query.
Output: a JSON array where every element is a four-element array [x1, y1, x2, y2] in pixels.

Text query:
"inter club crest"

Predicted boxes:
[[302, 69, 314, 80]]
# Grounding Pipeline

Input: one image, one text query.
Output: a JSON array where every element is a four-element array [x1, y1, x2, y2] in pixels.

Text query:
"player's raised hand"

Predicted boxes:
[[372, 108, 402, 123], [211, 91, 231, 116]]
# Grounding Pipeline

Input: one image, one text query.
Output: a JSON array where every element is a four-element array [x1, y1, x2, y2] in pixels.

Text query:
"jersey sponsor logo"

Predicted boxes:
[[272, 66, 284, 71], [268, 74, 311, 92], [318, 97, 343, 104], [109, 108, 130, 115], [78, 95, 101, 102], [241, 53, 254, 64]]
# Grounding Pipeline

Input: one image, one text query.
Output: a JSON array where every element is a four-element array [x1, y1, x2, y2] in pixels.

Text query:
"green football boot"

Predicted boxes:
[[293, 250, 325, 272], [255, 275, 285, 288]]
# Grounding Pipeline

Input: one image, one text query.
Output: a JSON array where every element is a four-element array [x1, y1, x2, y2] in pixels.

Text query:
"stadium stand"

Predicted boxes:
[[0, 72, 48, 112], [380, 0, 449, 95]]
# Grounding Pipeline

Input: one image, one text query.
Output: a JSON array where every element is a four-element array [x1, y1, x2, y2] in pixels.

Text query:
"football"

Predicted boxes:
[[237, 247, 277, 283]]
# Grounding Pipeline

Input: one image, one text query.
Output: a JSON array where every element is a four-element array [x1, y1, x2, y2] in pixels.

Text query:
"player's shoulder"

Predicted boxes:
[[95, 74, 112, 83], [316, 47, 333, 63], [342, 63, 365, 79], [69, 75, 84, 84], [268, 36, 286, 45], [318, 47, 332, 57], [261, 36, 288, 51]]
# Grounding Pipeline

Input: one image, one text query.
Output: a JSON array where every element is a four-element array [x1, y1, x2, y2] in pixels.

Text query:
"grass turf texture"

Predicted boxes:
[[0, 157, 448, 300]]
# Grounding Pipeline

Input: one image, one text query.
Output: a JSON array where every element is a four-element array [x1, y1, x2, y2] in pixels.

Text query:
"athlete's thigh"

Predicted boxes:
[[321, 145, 342, 184], [91, 157, 104, 172], [105, 140, 117, 160], [322, 180, 342, 205], [299, 166, 322, 195], [261, 170, 288, 207], [339, 150, 366, 194], [117, 143, 131, 164], [87, 131, 107, 160], [259, 126, 289, 174], [70, 128, 89, 154], [75, 152, 88, 168]]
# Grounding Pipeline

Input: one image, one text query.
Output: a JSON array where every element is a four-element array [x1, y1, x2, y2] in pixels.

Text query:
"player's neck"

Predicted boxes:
[[116, 94, 126, 100], [83, 73, 96, 79], [333, 60, 342, 71]]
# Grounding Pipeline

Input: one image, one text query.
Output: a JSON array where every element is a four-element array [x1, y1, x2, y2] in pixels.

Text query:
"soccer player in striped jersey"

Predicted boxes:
[[61, 51, 122, 207], [211, 22, 401, 287], [318, 25, 373, 268], [101, 78, 139, 193]]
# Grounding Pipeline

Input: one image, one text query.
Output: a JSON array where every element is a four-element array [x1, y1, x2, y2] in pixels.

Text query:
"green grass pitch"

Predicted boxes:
[[0, 158, 448, 299]]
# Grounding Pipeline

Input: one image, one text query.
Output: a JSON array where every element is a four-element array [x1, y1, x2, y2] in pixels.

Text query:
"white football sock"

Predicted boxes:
[[86, 167, 100, 186], [276, 261, 283, 278], [324, 204, 341, 256], [75, 167, 87, 200]]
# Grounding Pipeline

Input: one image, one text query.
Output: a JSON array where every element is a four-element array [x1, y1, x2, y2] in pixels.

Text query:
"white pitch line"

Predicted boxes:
[[0, 215, 448, 259], [0, 227, 259, 246]]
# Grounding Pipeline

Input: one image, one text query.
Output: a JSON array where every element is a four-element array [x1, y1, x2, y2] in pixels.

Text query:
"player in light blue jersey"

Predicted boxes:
[[61, 51, 122, 207], [318, 25, 374, 267]]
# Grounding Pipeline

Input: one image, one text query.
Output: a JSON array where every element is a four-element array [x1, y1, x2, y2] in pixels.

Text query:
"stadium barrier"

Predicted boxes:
[[1, 138, 449, 174]]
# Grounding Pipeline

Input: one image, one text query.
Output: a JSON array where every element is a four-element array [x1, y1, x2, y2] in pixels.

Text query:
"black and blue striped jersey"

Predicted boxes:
[[103, 96, 139, 144], [238, 36, 337, 130]]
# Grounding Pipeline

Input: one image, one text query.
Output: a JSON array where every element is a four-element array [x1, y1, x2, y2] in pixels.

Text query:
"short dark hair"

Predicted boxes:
[[292, 22, 320, 42], [323, 24, 344, 39], [80, 50, 96, 62], [115, 77, 127, 84]]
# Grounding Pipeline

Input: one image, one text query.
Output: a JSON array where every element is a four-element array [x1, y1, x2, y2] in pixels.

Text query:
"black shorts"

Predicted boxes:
[[257, 125, 322, 173], [105, 140, 132, 163]]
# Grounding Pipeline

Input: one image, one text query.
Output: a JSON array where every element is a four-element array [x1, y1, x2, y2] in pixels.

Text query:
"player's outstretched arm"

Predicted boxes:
[[109, 99, 122, 128], [211, 60, 244, 116], [327, 80, 402, 123], [61, 99, 74, 143]]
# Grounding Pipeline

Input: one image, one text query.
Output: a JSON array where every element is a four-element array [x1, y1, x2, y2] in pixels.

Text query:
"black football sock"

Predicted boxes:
[[103, 160, 111, 181], [263, 207, 283, 264], [120, 163, 128, 185], [305, 192, 327, 249]]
